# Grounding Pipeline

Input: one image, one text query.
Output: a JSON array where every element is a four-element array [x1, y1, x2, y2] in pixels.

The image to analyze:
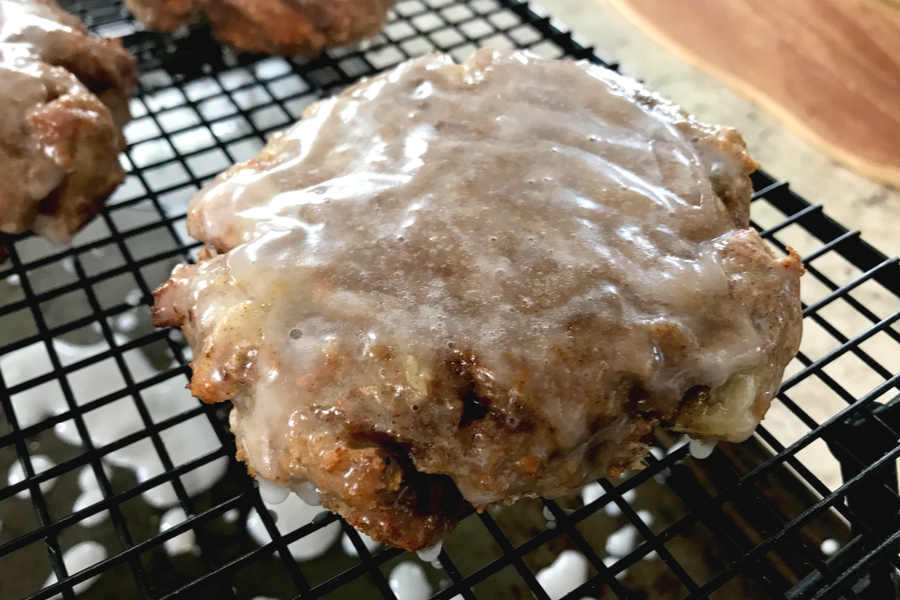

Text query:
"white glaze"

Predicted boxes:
[[223, 508, 240, 523], [606, 489, 636, 518], [77, 463, 110, 491], [603, 556, 627, 582], [245, 492, 340, 561], [43, 541, 107, 597], [125, 289, 143, 306], [114, 311, 139, 333], [821, 539, 840, 556], [341, 531, 380, 557], [74, 465, 111, 527], [290, 479, 321, 506], [536, 550, 589, 600], [257, 477, 290, 505], [0, 338, 226, 508], [581, 482, 605, 507], [416, 540, 442, 567], [606, 525, 639, 558], [73, 488, 106, 527], [160, 506, 200, 556], [688, 438, 717, 460], [389, 562, 432, 600], [72, 465, 111, 527], [7, 454, 55, 499], [668, 436, 690, 455]]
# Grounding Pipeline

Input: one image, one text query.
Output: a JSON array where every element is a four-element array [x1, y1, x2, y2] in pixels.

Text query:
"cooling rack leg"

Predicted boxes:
[[825, 398, 900, 599]]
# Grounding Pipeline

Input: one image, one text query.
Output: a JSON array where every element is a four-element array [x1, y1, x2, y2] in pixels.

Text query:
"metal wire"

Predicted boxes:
[[1, 1, 899, 599]]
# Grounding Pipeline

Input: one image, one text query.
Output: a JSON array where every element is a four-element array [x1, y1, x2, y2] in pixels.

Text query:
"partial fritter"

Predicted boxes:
[[0, 0, 137, 257], [152, 50, 804, 550], [125, 0, 394, 55]]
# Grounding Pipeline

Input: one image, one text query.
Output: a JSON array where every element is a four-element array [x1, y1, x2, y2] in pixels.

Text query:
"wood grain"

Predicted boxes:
[[605, 0, 900, 186]]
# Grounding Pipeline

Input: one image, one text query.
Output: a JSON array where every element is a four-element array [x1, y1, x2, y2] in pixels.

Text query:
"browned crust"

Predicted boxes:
[[26, 95, 126, 240], [151, 274, 188, 328], [48, 37, 138, 129], [124, 0, 201, 31], [126, 0, 394, 55]]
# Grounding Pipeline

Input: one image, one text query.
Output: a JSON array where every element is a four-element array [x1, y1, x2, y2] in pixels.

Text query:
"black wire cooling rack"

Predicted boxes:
[[2, 1, 900, 599]]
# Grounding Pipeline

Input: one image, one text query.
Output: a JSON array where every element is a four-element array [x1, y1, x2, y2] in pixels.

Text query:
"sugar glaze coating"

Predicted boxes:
[[0, 0, 136, 247], [153, 50, 803, 550]]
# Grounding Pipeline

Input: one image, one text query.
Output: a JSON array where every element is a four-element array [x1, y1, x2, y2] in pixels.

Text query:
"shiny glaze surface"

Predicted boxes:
[[0, 0, 135, 243], [154, 50, 802, 547]]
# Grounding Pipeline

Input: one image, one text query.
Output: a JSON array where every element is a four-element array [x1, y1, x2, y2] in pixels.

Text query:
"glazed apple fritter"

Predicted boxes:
[[153, 50, 803, 550], [0, 0, 137, 253]]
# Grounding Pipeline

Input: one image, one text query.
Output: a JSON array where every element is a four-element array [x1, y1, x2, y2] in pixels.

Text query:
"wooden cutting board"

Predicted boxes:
[[605, 0, 900, 186]]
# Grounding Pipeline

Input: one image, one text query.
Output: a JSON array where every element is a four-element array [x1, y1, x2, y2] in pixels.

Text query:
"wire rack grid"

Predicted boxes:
[[1, 1, 899, 599]]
